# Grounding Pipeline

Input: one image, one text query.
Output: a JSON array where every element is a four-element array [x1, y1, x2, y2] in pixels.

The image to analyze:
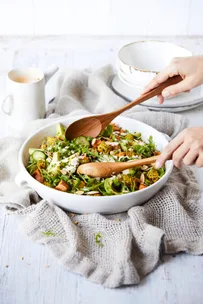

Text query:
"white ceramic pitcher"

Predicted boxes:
[[2, 65, 59, 133]]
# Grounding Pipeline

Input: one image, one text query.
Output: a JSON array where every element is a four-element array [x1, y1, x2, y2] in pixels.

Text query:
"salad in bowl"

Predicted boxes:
[[26, 123, 165, 197], [16, 116, 173, 213]]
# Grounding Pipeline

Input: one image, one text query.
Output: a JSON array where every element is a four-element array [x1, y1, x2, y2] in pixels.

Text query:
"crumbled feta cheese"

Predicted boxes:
[[105, 142, 119, 146], [63, 165, 75, 174], [122, 169, 130, 174], [99, 155, 115, 162], [70, 157, 79, 167], [61, 155, 79, 174], [61, 157, 70, 163]]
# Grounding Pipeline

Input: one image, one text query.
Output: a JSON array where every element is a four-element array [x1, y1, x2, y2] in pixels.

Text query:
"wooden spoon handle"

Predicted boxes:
[[116, 155, 159, 171], [77, 156, 160, 177], [114, 75, 182, 116]]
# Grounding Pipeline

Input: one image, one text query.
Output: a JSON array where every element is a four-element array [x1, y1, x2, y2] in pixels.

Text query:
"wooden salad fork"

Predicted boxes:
[[65, 75, 182, 140]]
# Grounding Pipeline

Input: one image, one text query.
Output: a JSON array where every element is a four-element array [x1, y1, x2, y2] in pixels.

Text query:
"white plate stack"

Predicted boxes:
[[111, 41, 203, 112]]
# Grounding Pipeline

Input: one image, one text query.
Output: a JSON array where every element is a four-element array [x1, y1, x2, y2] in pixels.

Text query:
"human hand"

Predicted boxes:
[[156, 127, 203, 169], [143, 56, 203, 104]]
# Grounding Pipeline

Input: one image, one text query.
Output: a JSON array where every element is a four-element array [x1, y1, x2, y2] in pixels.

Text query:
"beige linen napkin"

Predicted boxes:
[[0, 66, 203, 288]]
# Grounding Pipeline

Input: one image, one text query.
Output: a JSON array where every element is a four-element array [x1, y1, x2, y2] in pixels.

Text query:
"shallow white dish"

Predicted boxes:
[[15, 115, 173, 214], [111, 75, 203, 111], [141, 102, 203, 113], [117, 40, 192, 88], [118, 69, 143, 89]]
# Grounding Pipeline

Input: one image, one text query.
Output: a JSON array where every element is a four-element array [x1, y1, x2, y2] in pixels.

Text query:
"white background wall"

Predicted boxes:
[[0, 0, 202, 36]]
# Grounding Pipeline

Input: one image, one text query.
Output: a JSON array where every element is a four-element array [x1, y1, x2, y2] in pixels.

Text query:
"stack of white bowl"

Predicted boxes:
[[113, 41, 203, 112]]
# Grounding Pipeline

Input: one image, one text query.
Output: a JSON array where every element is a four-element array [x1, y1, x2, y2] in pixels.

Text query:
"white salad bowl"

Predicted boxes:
[[117, 40, 192, 88], [16, 115, 173, 214]]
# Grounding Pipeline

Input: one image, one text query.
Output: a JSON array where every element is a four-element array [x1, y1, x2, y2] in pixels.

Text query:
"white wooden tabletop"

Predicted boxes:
[[0, 36, 203, 304]]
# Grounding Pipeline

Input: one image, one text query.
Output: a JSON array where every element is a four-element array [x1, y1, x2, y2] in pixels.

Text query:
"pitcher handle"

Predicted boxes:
[[44, 65, 59, 85], [2, 94, 13, 116]]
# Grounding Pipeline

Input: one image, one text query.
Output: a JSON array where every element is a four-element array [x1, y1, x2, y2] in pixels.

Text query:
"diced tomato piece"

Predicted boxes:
[[55, 180, 70, 192], [33, 169, 44, 184], [78, 181, 85, 189], [116, 152, 125, 157], [139, 183, 147, 190], [93, 139, 102, 149], [111, 123, 121, 131]]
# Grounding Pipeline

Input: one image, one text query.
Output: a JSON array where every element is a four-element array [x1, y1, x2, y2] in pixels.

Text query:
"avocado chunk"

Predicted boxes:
[[47, 152, 60, 175], [56, 123, 66, 140], [52, 151, 60, 162]]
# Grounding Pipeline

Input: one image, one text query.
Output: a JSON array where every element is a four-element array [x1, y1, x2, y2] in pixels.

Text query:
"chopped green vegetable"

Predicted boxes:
[[104, 178, 124, 195], [101, 125, 113, 137], [29, 148, 44, 155], [125, 133, 134, 141], [120, 141, 128, 152], [27, 162, 37, 175], [32, 150, 46, 161], [75, 136, 90, 147], [158, 167, 165, 178], [134, 132, 141, 139]]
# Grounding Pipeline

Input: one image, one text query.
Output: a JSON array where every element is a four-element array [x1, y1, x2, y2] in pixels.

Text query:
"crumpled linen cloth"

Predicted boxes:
[[0, 65, 203, 288]]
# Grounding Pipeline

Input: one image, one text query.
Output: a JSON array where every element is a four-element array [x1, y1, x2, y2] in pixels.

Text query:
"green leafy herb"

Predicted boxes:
[[41, 230, 56, 237], [95, 232, 104, 247]]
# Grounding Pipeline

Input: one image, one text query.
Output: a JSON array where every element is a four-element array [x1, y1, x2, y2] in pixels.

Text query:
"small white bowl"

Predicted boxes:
[[15, 115, 173, 214], [117, 41, 192, 88]]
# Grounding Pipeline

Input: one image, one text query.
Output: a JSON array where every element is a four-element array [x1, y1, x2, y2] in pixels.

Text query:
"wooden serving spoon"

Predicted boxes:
[[77, 155, 159, 178], [65, 75, 182, 140]]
